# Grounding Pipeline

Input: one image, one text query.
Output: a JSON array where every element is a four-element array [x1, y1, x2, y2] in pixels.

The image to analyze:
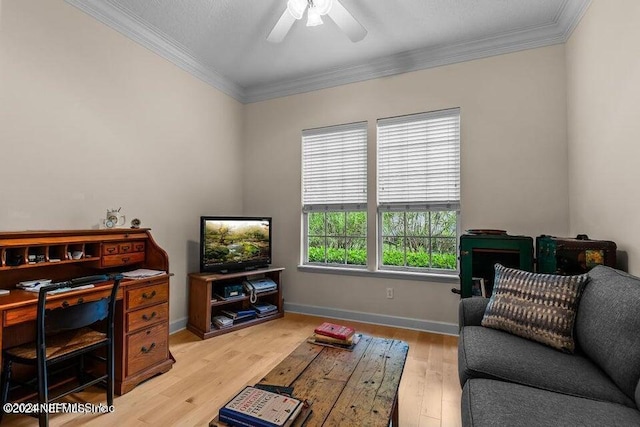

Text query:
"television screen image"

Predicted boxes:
[[200, 217, 271, 273]]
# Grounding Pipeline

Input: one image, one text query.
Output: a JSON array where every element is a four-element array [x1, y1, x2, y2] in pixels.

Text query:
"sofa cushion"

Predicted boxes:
[[576, 265, 640, 400], [458, 326, 635, 407], [458, 298, 490, 330], [462, 379, 640, 427], [481, 264, 588, 352]]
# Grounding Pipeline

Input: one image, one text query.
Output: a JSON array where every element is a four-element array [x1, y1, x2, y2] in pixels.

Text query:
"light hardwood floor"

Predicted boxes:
[[3, 313, 461, 427]]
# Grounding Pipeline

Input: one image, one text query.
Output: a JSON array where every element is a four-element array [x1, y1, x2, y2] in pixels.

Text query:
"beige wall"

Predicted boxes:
[[0, 0, 245, 327], [0, 0, 588, 332], [243, 45, 569, 328], [566, 0, 640, 274]]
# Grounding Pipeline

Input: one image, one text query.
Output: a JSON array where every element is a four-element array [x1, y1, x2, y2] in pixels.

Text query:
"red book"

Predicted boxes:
[[314, 322, 355, 341]]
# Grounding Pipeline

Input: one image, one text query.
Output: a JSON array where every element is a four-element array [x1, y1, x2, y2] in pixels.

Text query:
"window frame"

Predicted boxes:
[[376, 108, 461, 275], [300, 108, 461, 277], [301, 121, 368, 268]]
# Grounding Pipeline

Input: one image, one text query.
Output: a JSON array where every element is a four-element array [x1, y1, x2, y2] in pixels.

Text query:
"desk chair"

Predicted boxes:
[[0, 274, 122, 427]]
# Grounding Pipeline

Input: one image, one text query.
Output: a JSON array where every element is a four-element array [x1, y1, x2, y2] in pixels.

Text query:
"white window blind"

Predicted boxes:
[[302, 122, 367, 210], [377, 108, 460, 210]]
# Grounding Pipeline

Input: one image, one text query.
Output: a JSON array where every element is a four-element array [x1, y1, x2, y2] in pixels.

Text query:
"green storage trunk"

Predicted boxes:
[[458, 231, 534, 298]]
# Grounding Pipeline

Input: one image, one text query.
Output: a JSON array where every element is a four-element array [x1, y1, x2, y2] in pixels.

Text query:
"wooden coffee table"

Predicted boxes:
[[210, 335, 409, 426]]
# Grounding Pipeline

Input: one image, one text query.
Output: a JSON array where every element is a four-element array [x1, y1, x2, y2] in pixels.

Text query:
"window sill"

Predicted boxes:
[[297, 265, 460, 284]]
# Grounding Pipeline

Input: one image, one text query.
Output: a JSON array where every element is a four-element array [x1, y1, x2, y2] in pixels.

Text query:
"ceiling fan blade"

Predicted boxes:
[[267, 9, 297, 43], [327, 0, 367, 42]]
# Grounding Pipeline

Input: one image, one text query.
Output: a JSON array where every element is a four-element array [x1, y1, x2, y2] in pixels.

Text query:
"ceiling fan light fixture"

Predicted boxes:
[[287, 0, 307, 20], [314, 0, 333, 16], [306, 7, 323, 27]]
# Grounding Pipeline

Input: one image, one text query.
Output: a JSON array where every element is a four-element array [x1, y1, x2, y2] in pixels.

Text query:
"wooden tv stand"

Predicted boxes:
[[0, 228, 174, 395], [187, 267, 284, 340]]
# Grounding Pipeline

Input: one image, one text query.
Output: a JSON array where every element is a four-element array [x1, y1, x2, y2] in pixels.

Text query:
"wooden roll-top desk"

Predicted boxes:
[[0, 228, 174, 394]]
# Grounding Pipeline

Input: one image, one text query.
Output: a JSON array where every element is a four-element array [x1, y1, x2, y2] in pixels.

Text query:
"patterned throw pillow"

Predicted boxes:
[[481, 264, 589, 353]]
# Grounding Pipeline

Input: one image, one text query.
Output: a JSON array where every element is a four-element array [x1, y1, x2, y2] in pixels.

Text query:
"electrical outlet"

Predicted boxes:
[[386, 288, 394, 299]]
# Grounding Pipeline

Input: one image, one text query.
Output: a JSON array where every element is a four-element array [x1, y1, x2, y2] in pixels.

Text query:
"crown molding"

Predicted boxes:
[[66, 0, 591, 105], [65, 0, 245, 102]]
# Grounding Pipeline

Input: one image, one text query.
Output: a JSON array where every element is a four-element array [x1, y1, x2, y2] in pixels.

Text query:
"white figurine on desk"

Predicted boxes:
[[103, 208, 126, 229]]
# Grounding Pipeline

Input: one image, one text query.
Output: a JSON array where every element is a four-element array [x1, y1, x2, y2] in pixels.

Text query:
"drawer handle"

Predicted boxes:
[[77, 297, 84, 304], [141, 343, 156, 354], [142, 290, 156, 300], [61, 300, 70, 308], [142, 312, 157, 321], [107, 248, 116, 253], [121, 257, 130, 263]]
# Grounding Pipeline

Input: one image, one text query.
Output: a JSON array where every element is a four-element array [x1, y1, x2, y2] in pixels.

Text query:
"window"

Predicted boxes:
[[377, 108, 460, 273], [302, 122, 368, 267]]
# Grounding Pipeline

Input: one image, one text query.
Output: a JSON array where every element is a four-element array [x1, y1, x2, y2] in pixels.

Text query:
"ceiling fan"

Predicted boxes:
[[267, 0, 367, 43]]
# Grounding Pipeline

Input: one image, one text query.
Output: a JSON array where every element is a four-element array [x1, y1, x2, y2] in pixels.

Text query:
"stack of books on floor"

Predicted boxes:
[[219, 386, 304, 427], [251, 302, 278, 317], [307, 322, 360, 350], [220, 309, 257, 324], [212, 315, 233, 329]]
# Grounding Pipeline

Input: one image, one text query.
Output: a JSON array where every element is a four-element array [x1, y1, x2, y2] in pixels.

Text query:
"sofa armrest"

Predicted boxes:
[[458, 298, 490, 330]]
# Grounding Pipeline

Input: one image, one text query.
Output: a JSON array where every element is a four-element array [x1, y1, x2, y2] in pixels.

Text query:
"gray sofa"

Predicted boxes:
[[458, 265, 640, 426]]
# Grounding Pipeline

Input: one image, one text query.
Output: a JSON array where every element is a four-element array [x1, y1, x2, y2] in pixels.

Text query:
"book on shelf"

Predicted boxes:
[[314, 322, 355, 341], [212, 315, 233, 329], [213, 293, 246, 302], [252, 302, 278, 314], [471, 277, 487, 297], [307, 333, 362, 351], [220, 309, 257, 323], [219, 386, 303, 427]]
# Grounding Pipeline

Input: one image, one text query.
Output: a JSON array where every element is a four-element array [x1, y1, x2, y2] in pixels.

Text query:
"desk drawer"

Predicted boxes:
[[102, 243, 119, 255], [132, 241, 145, 252], [126, 323, 168, 376], [3, 289, 114, 327], [102, 252, 145, 268], [127, 302, 168, 333], [126, 282, 168, 310]]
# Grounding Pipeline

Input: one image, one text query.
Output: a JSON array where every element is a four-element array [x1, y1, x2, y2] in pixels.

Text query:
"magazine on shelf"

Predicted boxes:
[[219, 386, 302, 427]]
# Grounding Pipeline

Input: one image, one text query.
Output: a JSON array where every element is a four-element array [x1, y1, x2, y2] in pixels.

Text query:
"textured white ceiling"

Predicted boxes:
[[66, 0, 591, 103]]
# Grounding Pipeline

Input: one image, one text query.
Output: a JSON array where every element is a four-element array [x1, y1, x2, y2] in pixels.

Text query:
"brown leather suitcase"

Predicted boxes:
[[536, 234, 617, 275]]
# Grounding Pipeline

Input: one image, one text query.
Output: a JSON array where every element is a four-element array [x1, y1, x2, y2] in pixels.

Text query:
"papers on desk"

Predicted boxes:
[[17, 279, 52, 291], [17, 279, 95, 294], [47, 284, 94, 294], [121, 269, 166, 279]]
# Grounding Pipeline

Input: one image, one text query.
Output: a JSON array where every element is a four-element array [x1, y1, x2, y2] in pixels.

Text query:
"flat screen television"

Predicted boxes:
[[200, 216, 272, 273]]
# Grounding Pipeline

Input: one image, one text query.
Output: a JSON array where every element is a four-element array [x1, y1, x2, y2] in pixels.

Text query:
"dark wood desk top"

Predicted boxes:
[[211, 335, 409, 427], [0, 275, 170, 312]]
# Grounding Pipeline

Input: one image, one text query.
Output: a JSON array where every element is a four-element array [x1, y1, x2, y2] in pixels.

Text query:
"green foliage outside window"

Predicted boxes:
[[381, 211, 457, 270], [307, 210, 457, 270], [308, 211, 367, 265]]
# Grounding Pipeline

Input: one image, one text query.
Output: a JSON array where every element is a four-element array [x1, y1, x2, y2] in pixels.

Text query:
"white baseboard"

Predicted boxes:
[[170, 317, 188, 334], [284, 302, 458, 336]]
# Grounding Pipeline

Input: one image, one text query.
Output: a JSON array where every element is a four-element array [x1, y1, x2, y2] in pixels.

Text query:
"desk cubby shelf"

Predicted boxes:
[[0, 242, 101, 270]]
